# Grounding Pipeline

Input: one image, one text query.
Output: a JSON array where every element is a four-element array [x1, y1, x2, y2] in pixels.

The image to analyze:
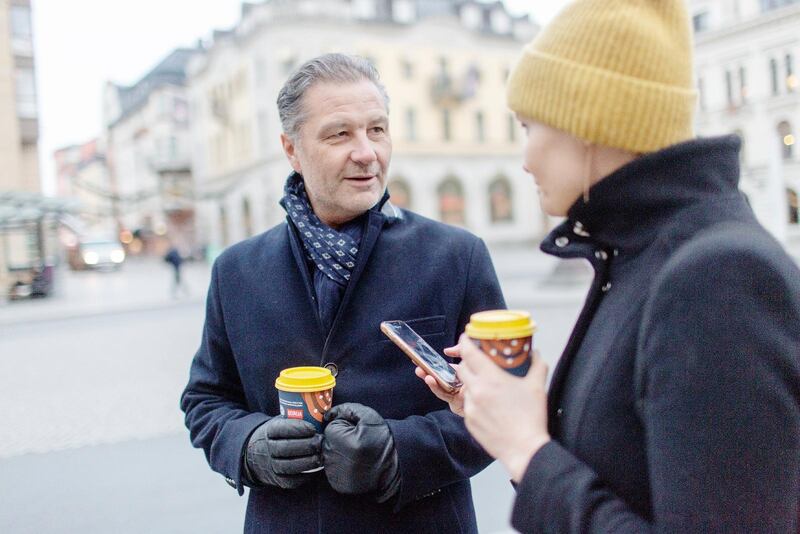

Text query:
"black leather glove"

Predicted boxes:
[[243, 417, 323, 490], [322, 403, 401, 503]]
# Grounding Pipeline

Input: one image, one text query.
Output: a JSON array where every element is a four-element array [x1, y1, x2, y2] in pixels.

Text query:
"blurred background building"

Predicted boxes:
[[1, 0, 38, 193], [53, 139, 111, 233], [188, 0, 541, 257], [102, 48, 200, 255], [41, 0, 800, 268], [0, 0, 69, 299], [693, 0, 800, 248]]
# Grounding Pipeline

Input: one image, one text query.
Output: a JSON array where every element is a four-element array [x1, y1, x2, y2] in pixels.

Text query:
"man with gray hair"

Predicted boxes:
[[181, 53, 505, 533]]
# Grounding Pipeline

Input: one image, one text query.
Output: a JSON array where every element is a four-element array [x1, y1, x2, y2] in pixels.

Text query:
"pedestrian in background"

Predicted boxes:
[[164, 244, 187, 298], [417, 0, 800, 531]]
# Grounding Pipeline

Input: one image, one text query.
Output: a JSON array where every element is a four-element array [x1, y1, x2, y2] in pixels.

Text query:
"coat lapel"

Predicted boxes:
[[287, 221, 326, 339], [319, 210, 384, 363]]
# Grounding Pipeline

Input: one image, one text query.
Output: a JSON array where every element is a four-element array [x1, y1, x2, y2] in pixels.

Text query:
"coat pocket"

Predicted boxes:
[[374, 315, 447, 347], [403, 315, 446, 337]]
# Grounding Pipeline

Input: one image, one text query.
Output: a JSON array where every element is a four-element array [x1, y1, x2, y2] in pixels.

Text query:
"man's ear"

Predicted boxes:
[[280, 133, 303, 174]]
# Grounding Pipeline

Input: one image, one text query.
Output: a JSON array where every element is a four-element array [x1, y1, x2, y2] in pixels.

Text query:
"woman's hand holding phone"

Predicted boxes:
[[414, 345, 465, 417]]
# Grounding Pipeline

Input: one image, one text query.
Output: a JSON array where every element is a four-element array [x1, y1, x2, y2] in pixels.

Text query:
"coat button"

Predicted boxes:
[[573, 221, 590, 237], [324, 363, 339, 377], [555, 236, 569, 247], [601, 282, 612, 292], [594, 250, 608, 261], [556, 408, 564, 418]]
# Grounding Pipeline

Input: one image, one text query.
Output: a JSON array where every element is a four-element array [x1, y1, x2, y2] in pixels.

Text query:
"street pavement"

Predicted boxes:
[[0, 245, 589, 533]]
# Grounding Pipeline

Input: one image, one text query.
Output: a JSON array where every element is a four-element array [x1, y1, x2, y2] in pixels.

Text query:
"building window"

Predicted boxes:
[[401, 59, 413, 79], [281, 55, 297, 75], [489, 176, 513, 223], [242, 197, 253, 238], [257, 111, 269, 155], [508, 114, 517, 143], [761, 0, 800, 13], [388, 178, 412, 209], [725, 70, 734, 107], [786, 53, 797, 91], [788, 188, 799, 224], [439, 57, 449, 76], [442, 109, 452, 142], [219, 205, 229, 247], [254, 57, 267, 88], [739, 66, 747, 103], [475, 111, 485, 143], [438, 177, 465, 226], [10, 5, 32, 40], [406, 108, 417, 142], [778, 120, 794, 159], [771, 58, 780, 95], [14, 67, 37, 118], [692, 11, 709, 33], [698, 77, 706, 111]]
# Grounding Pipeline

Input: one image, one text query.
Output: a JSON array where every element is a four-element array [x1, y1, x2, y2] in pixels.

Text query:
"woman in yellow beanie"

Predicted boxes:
[[417, 0, 800, 531]]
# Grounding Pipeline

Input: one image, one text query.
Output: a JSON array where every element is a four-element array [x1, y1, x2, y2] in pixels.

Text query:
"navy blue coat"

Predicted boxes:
[[512, 136, 800, 532], [181, 207, 505, 533]]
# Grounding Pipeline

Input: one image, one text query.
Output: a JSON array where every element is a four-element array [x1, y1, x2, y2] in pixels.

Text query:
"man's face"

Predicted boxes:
[[281, 80, 392, 228]]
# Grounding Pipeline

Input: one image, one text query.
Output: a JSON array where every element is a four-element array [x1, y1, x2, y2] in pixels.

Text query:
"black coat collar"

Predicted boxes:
[[542, 135, 743, 259]]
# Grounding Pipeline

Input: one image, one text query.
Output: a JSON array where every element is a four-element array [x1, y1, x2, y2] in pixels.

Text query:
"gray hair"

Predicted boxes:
[[277, 53, 390, 140]]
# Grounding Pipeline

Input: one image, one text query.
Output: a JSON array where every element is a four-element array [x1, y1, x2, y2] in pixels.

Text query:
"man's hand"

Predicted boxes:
[[244, 417, 323, 490], [322, 403, 400, 502]]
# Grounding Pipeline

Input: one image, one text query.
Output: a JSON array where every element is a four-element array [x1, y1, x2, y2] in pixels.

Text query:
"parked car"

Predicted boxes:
[[68, 239, 126, 271]]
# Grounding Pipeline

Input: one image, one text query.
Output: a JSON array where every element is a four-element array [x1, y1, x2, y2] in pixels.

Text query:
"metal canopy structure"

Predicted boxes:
[[0, 192, 81, 230]]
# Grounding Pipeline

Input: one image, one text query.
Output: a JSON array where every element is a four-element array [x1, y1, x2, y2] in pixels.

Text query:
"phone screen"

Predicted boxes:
[[381, 320, 460, 387]]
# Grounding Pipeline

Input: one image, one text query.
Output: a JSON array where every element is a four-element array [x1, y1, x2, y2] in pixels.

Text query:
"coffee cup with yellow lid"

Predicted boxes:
[[465, 310, 537, 376]]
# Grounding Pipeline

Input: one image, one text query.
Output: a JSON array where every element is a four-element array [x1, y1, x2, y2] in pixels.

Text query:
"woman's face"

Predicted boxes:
[[518, 116, 587, 217]]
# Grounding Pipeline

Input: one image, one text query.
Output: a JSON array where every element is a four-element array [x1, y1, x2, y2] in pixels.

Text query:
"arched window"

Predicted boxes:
[[488, 175, 513, 223], [438, 176, 465, 226], [778, 120, 794, 159], [388, 178, 412, 209], [788, 188, 799, 224], [242, 197, 253, 238]]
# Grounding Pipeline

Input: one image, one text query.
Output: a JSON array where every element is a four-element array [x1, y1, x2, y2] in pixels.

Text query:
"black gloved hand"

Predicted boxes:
[[244, 417, 323, 490], [322, 403, 401, 503]]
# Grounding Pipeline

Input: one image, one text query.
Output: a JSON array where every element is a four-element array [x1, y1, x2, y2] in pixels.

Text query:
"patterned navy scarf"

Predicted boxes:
[[279, 172, 363, 286]]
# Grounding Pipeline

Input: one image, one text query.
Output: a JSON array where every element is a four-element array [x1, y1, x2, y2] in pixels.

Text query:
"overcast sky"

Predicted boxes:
[[32, 0, 568, 194]]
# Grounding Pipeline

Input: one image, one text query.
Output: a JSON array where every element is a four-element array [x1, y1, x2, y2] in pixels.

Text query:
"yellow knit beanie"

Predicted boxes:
[[507, 0, 697, 154]]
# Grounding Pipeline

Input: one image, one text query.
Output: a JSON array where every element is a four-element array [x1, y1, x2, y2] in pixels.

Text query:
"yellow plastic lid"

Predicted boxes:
[[275, 366, 336, 393], [465, 310, 537, 340]]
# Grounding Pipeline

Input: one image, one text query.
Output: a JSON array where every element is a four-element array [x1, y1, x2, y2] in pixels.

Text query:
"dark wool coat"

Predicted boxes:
[[512, 136, 800, 533], [181, 207, 505, 533]]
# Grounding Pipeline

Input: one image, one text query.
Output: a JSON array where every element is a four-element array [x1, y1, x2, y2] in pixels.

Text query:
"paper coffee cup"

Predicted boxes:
[[275, 366, 336, 433], [465, 310, 537, 376]]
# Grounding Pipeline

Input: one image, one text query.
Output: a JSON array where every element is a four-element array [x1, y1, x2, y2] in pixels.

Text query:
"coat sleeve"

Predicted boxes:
[[386, 237, 507, 509], [511, 239, 800, 533], [180, 260, 269, 495]]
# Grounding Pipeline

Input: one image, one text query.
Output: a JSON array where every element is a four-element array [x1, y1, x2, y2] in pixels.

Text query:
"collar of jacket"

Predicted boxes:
[[541, 135, 742, 261]]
